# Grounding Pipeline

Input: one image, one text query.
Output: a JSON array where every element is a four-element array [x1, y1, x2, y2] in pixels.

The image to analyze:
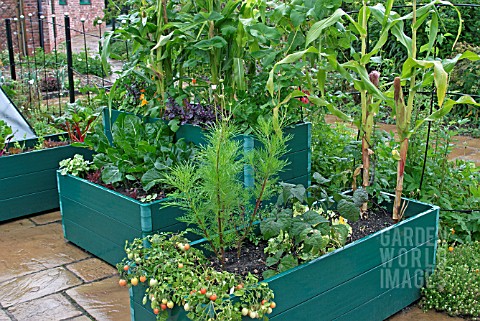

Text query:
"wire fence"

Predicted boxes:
[[1, 13, 126, 117]]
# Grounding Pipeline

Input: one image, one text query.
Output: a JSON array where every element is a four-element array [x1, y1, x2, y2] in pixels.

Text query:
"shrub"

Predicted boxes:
[[420, 242, 480, 318]]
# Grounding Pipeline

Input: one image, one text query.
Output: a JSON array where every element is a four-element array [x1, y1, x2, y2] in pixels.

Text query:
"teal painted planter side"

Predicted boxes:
[[57, 172, 190, 266], [175, 123, 207, 146], [332, 270, 426, 321], [129, 194, 439, 321], [0, 134, 94, 222]]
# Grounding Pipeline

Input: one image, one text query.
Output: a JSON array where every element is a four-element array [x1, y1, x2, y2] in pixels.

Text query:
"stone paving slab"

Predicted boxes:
[[29, 210, 62, 225], [70, 316, 94, 321], [0, 267, 82, 308], [7, 293, 82, 321], [0, 222, 90, 283], [67, 258, 117, 283], [388, 306, 465, 320], [66, 276, 130, 321], [0, 310, 10, 321]]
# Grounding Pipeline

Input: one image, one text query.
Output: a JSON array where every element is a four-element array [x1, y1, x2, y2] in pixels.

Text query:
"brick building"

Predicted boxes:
[[1, 0, 105, 55]]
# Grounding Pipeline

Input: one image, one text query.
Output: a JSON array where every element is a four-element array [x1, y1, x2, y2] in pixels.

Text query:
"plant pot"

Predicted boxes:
[[103, 108, 311, 187], [128, 193, 439, 321], [57, 172, 191, 266], [0, 134, 93, 222]]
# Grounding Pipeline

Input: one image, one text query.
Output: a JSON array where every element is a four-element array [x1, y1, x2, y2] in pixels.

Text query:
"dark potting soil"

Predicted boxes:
[[5, 139, 69, 155], [209, 241, 268, 281], [348, 202, 396, 242], [210, 203, 395, 280], [85, 169, 168, 201]]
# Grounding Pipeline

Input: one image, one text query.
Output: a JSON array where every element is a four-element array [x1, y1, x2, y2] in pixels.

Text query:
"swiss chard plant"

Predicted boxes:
[[84, 113, 195, 194], [54, 101, 100, 143]]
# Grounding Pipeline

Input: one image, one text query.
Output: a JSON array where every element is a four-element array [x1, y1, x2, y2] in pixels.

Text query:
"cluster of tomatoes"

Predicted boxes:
[[118, 264, 148, 287]]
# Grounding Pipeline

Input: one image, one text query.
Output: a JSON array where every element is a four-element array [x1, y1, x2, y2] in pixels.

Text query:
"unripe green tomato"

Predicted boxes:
[[241, 308, 249, 316]]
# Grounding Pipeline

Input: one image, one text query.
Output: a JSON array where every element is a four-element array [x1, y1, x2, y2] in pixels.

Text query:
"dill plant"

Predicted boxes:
[[163, 119, 289, 264]]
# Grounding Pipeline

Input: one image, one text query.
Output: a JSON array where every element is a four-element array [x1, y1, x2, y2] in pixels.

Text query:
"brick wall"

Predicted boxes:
[[47, 0, 105, 53], [0, 0, 20, 52], [1, 0, 104, 55]]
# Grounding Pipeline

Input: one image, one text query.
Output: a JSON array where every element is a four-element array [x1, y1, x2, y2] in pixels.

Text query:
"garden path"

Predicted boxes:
[[325, 115, 480, 166]]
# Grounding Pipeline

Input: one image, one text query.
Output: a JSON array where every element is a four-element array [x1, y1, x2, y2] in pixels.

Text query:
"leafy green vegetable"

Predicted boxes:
[[84, 113, 195, 192]]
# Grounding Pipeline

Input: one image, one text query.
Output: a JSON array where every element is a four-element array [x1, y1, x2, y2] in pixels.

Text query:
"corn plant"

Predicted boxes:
[[388, 0, 480, 220], [267, 0, 480, 219], [267, 0, 398, 215]]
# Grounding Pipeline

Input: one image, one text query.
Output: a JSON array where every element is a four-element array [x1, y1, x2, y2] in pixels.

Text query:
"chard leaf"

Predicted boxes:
[[102, 165, 123, 184]]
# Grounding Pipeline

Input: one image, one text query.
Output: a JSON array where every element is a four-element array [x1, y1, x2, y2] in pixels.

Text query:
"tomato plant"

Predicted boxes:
[[117, 232, 275, 321]]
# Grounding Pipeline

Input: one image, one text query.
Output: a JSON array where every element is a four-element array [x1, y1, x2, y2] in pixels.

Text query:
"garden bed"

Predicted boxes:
[[128, 193, 439, 321], [0, 134, 93, 222], [57, 172, 189, 266]]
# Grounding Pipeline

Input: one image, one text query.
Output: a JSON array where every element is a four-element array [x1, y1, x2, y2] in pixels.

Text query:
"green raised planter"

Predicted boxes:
[[103, 109, 311, 187], [57, 172, 189, 266], [129, 193, 439, 321], [0, 134, 93, 222]]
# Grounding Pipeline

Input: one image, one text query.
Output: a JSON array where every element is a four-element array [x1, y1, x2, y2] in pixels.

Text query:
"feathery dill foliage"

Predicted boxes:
[[163, 120, 289, 264]]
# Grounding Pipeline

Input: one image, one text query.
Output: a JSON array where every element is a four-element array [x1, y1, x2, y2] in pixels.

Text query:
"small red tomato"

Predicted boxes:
[[161, 304, 167, 311], [118, 279, 127, 287], [270, 302, 276, 309], [236, 283, 244, 290], [178, 263, 184, 269], [200, 288, 207, 295], [140, 275, 147, 283], [153, 308, 160, 315], [209, 294, 217, 301], [123, 265, 129, 271], [184, 244, 191, 251], [261, 300, 267, 305], [192, 78, 197, 84]]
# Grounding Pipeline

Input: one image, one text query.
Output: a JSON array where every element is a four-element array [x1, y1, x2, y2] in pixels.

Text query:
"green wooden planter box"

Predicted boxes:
[[0, 134, 93, 222], [128, 193, 439, 321], [103, 109, 311, 187], [57, 172, 189, 266]]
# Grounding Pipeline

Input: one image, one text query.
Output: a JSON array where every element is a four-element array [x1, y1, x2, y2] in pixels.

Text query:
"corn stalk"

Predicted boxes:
[[391, 0, 480, 220]]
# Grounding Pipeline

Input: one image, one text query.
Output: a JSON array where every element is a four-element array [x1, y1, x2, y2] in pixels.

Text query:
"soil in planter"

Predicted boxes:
[[85, 169, 168, 202], [209, 242, 269, 280], [4, 139, 69, 156], [348, 202, 395, 242], [208, 203, 395, 281]]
